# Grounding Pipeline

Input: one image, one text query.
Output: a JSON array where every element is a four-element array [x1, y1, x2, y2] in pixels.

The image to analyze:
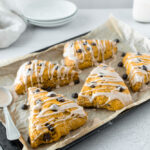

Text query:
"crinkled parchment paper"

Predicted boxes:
[[1, 15, 150, 150]]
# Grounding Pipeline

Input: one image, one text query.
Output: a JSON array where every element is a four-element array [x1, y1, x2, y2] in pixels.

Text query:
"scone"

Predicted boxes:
[[14, 60, 79, 94], [77, 64, 132, 111], [63, 40, 117, 70], [28, 87, 87, 148], [123, 52, 150, 92]]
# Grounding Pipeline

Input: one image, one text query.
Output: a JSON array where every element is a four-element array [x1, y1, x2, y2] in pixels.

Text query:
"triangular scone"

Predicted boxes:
[[63, 40, 117, 70], [123, 53, 150, 92], [28, 87, 87, 148], [14, 60, 79, 94], [77, 64, 132, 111]]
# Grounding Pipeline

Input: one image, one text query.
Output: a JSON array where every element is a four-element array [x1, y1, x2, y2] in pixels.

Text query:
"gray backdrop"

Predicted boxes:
[[69, 0, 133, 8]]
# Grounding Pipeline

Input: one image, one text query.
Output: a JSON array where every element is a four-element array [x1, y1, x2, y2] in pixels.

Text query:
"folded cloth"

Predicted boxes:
[[0, 0, 26, 48]]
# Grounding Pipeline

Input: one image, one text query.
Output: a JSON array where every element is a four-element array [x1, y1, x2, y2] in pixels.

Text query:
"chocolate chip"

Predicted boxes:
[[91, 43, 96, 46], [87, 47, 90, 51], [47, 92, 56, 97], [90, 84, 96, 88], [99, 74, 103, 77], [137, 58, 141, 62], [121, 52, 126, 57], [45, 123, 54, 132], [27, 68, 31, 73], [36, 99, 42, 104], [122, 74, 128, 80], [27, 136, 30, 144], [74, 79, 80, 84], [77, 49, 82, 53], [21, 104, 29, 110], [137, 52, 142, 56], [38, 63, 43, 66], [42, 87, 52, 92], [55, 66, 59, 70], [72, 93, 78, 98], [141, 65, 147, 71], [146, 82, 149, 85], [35, 89, 40, 93], [27, 61, 32, 65], [114, 39, 120, 43], [43, 133, 51, 141], [117, 86, 124, 92], [57, 97, 65, 102], [83, 41, 87, 45], [118, 62, 123, 67]]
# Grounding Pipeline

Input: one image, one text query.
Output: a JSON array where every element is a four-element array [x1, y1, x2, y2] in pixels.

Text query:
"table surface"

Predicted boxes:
[[1, 8, 150, 150]]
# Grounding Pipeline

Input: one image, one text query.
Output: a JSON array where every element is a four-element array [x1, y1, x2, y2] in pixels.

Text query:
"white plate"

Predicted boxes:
[[22, 0, 78, 21], [28, 15, 75, 27]]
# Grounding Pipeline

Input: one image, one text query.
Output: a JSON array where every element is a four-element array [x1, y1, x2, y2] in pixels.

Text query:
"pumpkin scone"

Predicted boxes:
[[123, 52, 150, 92], [14, 60, 79, 94], [77, 64, 132, 111], [28, 87, 87, 148], [63, 39, 118, 70]]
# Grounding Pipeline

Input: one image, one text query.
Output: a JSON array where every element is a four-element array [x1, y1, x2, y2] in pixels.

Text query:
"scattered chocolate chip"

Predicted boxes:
[[47, 92, 56, 97], [90, 84, 96, 88], [72, 93, 78, 98], [99, 74, 103, 77], [35, 89, 40, 93], [27, 136, 30, 144], [83, 41, 87, 45], [146, 82, 149, 85], [137, 58, 141, 62], [36, 99, 42, 104], [141, 65, 147, 71], [42, 87, 52, 92], [74, 79, 80, 84], [38, 63, 43, 66], [57, 97, 65, 102], [21, 104, 28, 110], [45, 123, 54, 132], [106, 104, 111, 107], [43, 133, 51, 141], [121, 52, 126, 57], [122, 74, 128, 80], [114, 39, 120, 43], [77, 49, 82, 53], [50, 104, 59, 111], [55, 66, 59, 70], [118, 61, 123, 67], [27, 61, 32, 65], [87, 47, 90, 51], [91, 42, 96, 46]]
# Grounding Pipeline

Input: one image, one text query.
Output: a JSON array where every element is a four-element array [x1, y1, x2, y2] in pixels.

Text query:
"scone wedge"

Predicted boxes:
[[14, 60, 79, 94], [28, 87, 87, 148], [123, 52, 150, 92], [77, 64, 132, 111], [63, 40, 117, 70]]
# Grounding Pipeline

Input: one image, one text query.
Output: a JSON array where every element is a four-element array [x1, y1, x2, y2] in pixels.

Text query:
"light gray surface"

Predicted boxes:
[[1, 9, 150, 62], [69, 0, 132, 9]]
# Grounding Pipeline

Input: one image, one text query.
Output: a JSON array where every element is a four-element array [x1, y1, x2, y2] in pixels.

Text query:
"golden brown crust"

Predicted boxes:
[[77, 64, 132, 111], [14, 60, 79, 94], [63, 40, 117, 70], [28, 87, 87, 148], [123, 53, 150, 92]]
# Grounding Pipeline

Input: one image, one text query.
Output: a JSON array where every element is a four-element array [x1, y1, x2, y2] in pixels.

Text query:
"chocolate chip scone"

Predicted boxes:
[[77, 64, 132, 111], [63, 40, 118, 70], [123, 52, 150, 92], [28, 87, 87, 148], [14, 60, 79, 94]]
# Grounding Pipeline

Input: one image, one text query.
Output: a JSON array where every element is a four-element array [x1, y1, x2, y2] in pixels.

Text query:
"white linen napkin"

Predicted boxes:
[[0, 0, 26, 48]]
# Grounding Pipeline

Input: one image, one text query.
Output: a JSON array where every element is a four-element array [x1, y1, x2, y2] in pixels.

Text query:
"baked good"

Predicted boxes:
[[63, 40, 117, 70], [77, 64, 132, 111], [28, 87, 87, 148], [123, 52, 150, 92], [14, 60, 79, 94]]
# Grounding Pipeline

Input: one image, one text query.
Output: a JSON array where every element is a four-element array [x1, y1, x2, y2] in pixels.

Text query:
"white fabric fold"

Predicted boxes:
[[0, 0, 26, 48]]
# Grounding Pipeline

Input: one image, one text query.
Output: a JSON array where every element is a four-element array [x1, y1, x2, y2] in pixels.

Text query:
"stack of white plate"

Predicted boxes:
[[21, 0, 78, 27]]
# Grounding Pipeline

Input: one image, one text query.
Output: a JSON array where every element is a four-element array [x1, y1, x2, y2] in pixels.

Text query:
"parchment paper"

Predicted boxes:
[[1, 15, 150, 150]]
